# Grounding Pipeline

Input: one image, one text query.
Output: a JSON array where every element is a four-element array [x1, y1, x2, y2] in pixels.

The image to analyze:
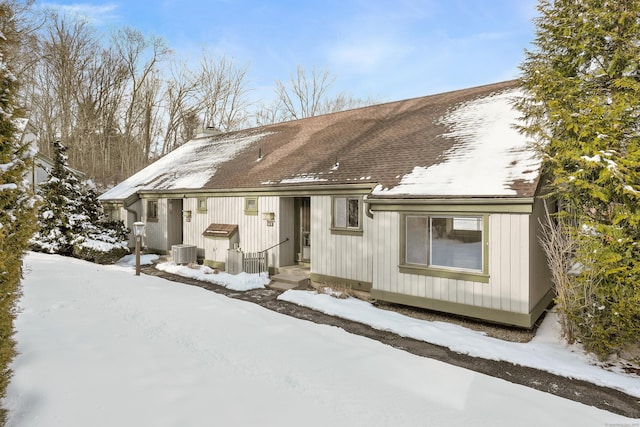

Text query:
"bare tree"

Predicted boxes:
[[275, 65, 335, 120], [36, 12, 98, 157], [196, 52, 251, 132], [80, 46, 129, 182], [321, 92, 378, 114], [160, 54, 200, 155], [253, 99, 286, 127], [111, 27, 168, 177], [259, 65, 377, 125]]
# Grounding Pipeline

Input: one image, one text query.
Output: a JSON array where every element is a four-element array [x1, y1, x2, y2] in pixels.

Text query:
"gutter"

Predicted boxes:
[[365, 196, 536, 206], [138, 183, 378, 198], [363, 195, 537, 215]]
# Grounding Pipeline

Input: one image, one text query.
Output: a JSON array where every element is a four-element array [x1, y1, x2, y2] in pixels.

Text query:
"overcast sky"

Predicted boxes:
[[38, 0, 539, 105]]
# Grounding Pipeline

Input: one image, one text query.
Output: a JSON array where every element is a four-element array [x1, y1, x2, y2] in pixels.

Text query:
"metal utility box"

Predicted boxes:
[[172, 244, 197, 265]]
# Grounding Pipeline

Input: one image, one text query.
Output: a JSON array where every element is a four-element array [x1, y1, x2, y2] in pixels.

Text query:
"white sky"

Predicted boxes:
[[3, 252, 637, 426], [37, 1, 538, 105]]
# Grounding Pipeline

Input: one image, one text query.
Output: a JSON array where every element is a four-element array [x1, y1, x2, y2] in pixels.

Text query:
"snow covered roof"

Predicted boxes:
[[100, 80, 541, 202], [371, 88, 539, 197], [99, 132, 270, 200]]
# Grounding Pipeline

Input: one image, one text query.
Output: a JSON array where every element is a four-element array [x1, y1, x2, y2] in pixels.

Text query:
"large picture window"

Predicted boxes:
[[405, 214, 483, 272], [333, 197, 360, 229]]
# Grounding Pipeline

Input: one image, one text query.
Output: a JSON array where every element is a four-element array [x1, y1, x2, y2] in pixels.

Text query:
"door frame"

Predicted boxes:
[[167, 198, 184, 250], [294, 197, 311, 264]]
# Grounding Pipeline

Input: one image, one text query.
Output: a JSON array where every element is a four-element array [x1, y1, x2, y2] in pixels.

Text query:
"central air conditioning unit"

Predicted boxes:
[[172, 244, 197, 265]]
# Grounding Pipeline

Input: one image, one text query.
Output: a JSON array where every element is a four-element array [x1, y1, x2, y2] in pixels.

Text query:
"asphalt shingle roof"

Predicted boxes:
[[100, 80, 541, 201]]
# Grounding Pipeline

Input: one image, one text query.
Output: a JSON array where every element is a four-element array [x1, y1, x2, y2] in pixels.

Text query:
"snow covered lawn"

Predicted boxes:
[[3, 252, 637, 426], [278, 291, 640, 398]]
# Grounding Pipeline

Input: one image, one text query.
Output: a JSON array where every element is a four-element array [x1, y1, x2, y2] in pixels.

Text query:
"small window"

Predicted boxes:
[[104, 207, 120, 221], [333, 197, 360, 229], [244, 197, 258, 215], [405, 214, 483, 272], [147, 200, 158, 221], [197, 197, 207, 213]]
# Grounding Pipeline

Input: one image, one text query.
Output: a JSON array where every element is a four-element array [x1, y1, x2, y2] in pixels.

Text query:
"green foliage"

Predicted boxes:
[[0, 2, 37, 424], [519, 0, 640, 360], [30, 141, 82, 254], [72, 218, 130, 264], [30, 141, 130, 261], [566, 229, 640, 360]]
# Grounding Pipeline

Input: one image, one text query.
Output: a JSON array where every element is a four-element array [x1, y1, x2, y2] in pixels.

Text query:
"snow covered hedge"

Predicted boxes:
[[72, 221, 130, 264]]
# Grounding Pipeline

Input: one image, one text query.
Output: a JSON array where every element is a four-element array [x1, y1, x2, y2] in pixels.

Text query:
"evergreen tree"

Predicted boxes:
[[0, 2, 37, 424], [73, 181, 129, 264], [30, 140, 85, 255], [30, 141, 129, 263], [517, 0, 640, 359]]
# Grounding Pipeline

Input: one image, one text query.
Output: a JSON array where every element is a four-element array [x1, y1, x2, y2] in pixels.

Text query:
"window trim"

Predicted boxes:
[[197, 197, 208, 214], [331, 196, 363, 235], [147, 199, 159, 222], [399, 212, 489, 283], [244, 196, 258, 215]]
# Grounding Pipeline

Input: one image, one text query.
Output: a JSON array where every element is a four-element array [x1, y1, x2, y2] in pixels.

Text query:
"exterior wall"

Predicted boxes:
[[311, 196, 373, 287], [124, 202, 139, 248], [487, 213, 530, 314], [143, 198, 169, 252], [100, 201, 140, 248], [371, 210, 536, 325], [32, 162, 50, 188], [529, 197, 553, 311], [182, 195, 284, 269]]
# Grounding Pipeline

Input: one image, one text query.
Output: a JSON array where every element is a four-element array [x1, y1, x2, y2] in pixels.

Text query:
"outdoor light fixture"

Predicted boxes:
[[133, 221, 145, 276], [183, 210, 192, 222], [262, 212, 275, 227]]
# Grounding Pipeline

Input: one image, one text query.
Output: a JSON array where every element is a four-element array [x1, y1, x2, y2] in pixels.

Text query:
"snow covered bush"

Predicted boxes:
[[30, 141, 129, 263], [72, 220, 130, 264]]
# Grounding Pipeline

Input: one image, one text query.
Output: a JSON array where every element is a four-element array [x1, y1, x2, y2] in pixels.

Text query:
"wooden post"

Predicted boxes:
[[135, 236, 141, 276]]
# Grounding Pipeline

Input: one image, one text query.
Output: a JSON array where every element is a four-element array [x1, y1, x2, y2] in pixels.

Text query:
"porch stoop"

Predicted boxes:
[[269, 266, 311, 291]]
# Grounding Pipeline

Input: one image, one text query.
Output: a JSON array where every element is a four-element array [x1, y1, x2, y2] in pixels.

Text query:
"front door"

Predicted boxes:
[[300, 197, 311, 263], [167, 198, 183, 250]]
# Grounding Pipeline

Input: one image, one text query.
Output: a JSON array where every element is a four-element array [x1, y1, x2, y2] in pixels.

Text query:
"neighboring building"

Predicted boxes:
[[13, 118, 86, 190], [99, 80, 552, 328]]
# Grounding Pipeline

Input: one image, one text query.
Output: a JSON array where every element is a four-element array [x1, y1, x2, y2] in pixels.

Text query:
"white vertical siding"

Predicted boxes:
[[182, 196, 283, 268], [372, 211, 531, 315], [528, 198, 552, 310], [143, 198, 168, 252], [311, 196, 373, 283], [488, 213, 530, 314], [372, 211, 398, 293]]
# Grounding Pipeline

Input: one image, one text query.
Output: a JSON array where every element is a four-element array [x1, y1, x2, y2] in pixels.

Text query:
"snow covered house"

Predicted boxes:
[[99, 80, 553, 328]]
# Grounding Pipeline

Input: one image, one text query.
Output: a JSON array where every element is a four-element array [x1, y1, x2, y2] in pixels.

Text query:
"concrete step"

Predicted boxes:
[[269, 273, 310, 290]]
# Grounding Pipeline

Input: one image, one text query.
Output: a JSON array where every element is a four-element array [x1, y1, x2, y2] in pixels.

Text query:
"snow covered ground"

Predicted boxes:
[[3, 252, 638, 426]]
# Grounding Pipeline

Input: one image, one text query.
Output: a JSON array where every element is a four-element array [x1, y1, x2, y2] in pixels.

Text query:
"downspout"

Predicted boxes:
[[122, 193, 142, 223], [123, 204, 138, 222], [363, 194, 374, 219]]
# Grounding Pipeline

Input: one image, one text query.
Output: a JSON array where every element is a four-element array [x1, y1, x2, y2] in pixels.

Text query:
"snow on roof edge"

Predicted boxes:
[[372, 88, 541, 198]]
